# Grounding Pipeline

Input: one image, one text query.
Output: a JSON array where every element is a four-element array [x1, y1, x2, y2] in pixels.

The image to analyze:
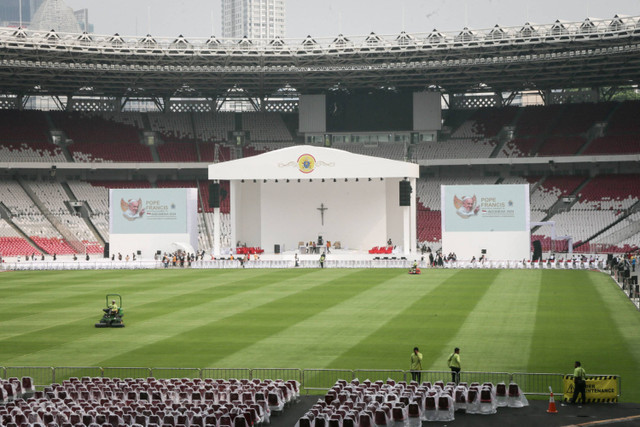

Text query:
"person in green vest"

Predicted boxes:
[[319, 252, 326, 268], [448, 347, 461, 383], [570, 361, 587, 404], [410, 347, 423, 383]]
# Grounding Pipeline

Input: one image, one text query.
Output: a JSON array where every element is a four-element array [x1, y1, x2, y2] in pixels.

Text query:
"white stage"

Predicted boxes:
[[208, 145, 420, 257]]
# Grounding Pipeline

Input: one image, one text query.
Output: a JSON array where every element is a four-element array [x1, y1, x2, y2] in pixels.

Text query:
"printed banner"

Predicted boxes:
[[109, 188, 192, 235], [441, 184, 530, 232], [562, 375, 619, 403]]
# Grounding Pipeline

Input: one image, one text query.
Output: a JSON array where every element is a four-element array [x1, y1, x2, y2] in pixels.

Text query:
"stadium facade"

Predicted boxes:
[[0, 15, 638, 260]]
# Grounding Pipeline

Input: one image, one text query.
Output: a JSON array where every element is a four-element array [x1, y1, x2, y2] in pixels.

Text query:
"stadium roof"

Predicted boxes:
[[0, 15, 638, 98]]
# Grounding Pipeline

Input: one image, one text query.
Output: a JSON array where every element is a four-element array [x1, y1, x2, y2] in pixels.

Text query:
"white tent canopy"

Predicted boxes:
[[208, 145, 419, 256]]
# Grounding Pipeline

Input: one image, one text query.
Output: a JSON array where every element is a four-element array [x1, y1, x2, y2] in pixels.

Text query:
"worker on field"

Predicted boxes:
[[570, 361, 587, 405], [411, 260, 418, 274], [448, 347, 461, 383], [410, 347, 423, 383], [104, 299, 118, 316]]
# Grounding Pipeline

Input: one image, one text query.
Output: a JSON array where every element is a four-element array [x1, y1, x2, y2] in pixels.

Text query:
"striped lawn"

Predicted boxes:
[[0, 268, 639, 401]]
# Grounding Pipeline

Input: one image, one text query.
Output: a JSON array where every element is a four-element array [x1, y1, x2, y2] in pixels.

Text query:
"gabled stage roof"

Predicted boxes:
[[208, 145, 419, 181]]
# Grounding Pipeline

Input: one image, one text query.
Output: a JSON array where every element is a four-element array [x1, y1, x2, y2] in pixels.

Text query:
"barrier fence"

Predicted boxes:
[[0, 366, 620, 398], [1, 259, 609, 271]]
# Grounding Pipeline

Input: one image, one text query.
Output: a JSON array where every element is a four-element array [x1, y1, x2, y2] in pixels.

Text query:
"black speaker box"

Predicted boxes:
[[209, 183, 220, 208], [399, 181, 411, 206], [532, 240, 542, 261]]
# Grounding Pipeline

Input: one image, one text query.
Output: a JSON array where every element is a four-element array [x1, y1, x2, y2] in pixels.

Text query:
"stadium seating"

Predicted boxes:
[[0, 230, 41, 257], [193, 112, 234, 142], [413, 137, 496, 160], [1, 101, 640, 257], [156, 141, 199, 162], [0, 110, 50, 144], [0, 141, 66, 162], [199, 142, 233, 163], [148, 112, 195, 141], [537, 136, 586, 156], [50, 112, 152, 162], [242, 112, 293, 142], [332, 141, 405, 161]]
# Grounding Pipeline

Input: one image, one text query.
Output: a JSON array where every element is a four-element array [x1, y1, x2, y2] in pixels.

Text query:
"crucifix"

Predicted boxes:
[[317, 203, 328, 226]]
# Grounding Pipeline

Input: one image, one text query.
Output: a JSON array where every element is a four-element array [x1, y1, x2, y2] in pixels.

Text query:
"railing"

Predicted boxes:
[[610, 266, 640, 310], [0, 366, 620, 398], [1, 258, 610, 271], [0, 15, 638, 54]]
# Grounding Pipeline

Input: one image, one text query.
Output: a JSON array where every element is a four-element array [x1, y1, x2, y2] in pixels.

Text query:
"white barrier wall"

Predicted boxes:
[[109, 188, 198, 258], [441, 184, 530, 260]]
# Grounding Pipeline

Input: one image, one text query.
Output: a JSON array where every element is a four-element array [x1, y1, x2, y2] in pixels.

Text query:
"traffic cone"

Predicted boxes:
[[547, 386, 558, 413]]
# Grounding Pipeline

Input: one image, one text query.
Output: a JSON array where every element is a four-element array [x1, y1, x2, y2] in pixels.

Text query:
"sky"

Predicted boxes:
[[62, 0, 639, 39]]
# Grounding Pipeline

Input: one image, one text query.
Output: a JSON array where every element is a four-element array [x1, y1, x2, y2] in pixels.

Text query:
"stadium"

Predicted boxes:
[[1, 3, 640, 426]]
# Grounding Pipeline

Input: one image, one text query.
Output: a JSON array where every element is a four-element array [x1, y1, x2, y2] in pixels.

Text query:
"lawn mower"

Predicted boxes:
[[95, 294, 125, 328], [408, 263, 421, 275]]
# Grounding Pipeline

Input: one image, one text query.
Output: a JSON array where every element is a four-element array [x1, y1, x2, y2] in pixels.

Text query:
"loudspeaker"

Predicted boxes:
[[481, 249, 487, 254], [209, 183, 220, 208], [137, 250, 141, 256], [103, 242, 109, 258], [274, 244, 280, 254], [399, 180, 411, 206], [532, 240, 542, 261], [317, 236, 323, 246]]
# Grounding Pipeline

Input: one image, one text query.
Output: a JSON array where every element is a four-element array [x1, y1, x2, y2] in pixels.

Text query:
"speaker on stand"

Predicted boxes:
[[209, 183, 220, 208], [399, 180, 411, 206], [532, 240, 542, 262]]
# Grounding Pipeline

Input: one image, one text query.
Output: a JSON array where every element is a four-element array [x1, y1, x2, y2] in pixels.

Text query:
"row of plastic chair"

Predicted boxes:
[[368, 246, 393, 254], [235, 247, 264, 255], [1, 378, 300, 427], [297, 378, 529, 426], [1, 377, 35, 404]]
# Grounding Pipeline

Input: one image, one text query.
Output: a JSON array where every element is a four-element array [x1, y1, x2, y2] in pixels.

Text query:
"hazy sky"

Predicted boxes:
[[63, 0, 639, 39]]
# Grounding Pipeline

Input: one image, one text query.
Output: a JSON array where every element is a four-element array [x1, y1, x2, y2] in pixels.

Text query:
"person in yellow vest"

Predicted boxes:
[[570, 361, 587, 404], [104, 300, 118, 316], [410, 347, 423, 383], [448, 347, 461, 383]]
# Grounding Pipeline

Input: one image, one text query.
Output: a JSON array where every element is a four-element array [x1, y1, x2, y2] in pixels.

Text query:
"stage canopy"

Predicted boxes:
[[208, 145, 419, 255]]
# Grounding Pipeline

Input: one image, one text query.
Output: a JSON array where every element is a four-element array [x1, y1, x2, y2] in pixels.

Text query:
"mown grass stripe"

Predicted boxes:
[[0, 269, 268, 339], [98, 269, 400, 368], [0, 269, 317, 365], [527, 270, 639, 401], [211, 269, 453, 368], [429, 270, 542, 372], [328, 269, 500, 371]]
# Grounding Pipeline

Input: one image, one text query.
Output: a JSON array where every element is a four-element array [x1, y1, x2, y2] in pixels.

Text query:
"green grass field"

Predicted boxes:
[[1, 268, 639, 401]]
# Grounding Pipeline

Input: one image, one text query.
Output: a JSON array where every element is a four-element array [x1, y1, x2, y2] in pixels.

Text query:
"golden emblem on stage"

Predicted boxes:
[[297, 154, 316, 174]]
